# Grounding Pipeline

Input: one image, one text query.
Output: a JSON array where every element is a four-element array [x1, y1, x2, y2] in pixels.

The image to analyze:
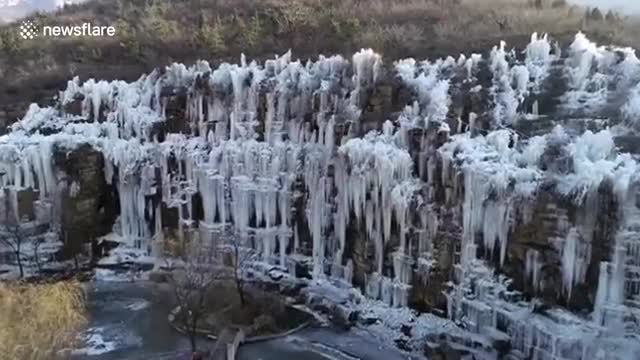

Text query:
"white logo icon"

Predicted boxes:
[[20, 21, 38, 40]]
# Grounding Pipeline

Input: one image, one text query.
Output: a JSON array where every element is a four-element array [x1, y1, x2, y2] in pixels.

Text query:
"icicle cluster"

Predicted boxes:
[[489, 41, 529, 126], [524, 32, 554, 93], [439, 129, 545, 265], [563, 32, 640, 117], [395, 57, 458, 126]]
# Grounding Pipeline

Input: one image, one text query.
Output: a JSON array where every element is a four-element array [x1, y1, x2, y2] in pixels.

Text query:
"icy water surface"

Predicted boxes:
[[73, 281, 411, 360]]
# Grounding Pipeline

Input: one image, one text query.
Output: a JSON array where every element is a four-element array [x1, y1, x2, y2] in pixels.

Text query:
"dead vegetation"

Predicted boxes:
[[0, 0, 635, 123], [0, 281, 87, 360]]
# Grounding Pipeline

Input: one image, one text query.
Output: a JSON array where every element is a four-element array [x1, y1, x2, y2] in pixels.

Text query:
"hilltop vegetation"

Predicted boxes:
[[0, 0, 636, 123]]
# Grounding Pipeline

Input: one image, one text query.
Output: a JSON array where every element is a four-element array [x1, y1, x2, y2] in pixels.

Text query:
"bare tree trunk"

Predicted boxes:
[[15, 249, 23, 278], [2, 224, 25, 278], [234, 244, 246, 307], [236, 272, 245, 307], [66, 231, 80, 271], [189, 317, 197, 353], [33, 241, 42, 274]]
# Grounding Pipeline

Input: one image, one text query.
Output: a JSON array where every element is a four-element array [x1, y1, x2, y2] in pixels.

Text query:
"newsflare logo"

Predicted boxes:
[[20, 21, 38, 40], [19, 20, 117, 40]]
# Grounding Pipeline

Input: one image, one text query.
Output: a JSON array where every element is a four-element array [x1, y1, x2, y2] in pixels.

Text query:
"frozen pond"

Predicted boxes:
[[73, 281, 415, 360]]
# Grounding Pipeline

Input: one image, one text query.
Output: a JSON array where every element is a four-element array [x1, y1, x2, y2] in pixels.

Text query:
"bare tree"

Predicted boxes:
[[166, 235, 227, 354], [227, 238, 258, 308], [0, 222, 26, 278]]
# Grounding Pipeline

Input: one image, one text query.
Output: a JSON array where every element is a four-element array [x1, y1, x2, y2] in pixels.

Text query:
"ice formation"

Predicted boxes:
[[525, 33, 555, 92], [2, 33, 640, 359], [394, 56, 460, 127], [490, 41, 524, 125], [563, 32, 640, 117]]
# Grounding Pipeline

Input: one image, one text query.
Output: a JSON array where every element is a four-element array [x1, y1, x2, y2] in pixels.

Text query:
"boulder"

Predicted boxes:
[[329, 304, 357, 330], [149, 271, 172, 283]]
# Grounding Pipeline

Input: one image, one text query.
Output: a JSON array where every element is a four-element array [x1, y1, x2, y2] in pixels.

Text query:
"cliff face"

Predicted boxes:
[[1, 32, 639, 358], [53, 144, 116, 258]]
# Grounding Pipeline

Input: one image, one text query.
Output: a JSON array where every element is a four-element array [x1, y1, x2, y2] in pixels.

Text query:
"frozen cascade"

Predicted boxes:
[[2, 50, 368, 255], [336, 123, 418, 306], [0, 107, 58, 197], [593, 166, 640, 331], [439, 129, 543, 266], [443, 120, 640, 358], [337, 124, 415, 272], [102, 141, 157, 249], [3, 35, 640, 359]]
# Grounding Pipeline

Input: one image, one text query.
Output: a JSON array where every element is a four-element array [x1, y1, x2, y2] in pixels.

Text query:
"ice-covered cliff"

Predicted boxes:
[[1, 32, 639, 359]]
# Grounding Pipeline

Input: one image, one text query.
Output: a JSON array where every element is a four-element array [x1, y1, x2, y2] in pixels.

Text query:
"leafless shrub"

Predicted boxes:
[[0, 221, 26, 278]]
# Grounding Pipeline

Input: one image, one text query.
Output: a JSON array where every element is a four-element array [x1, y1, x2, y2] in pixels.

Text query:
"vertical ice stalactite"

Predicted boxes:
[[391, 181, 419, 254], [593, 166, 640, 329], [418, 208, 438, 256], [380, 276, 393, 305], [231, 175, 251, 236], [609, 245, 627, 307], [460, 168, 486, 266], [334, 156, 348, 270], [152, 202, 163, 258], [524, 32, 553, 93], [489, 41, 527, 126], [303, 143, 330, 278], [622, 82, 640, 129], [427, 80, 451, 124], [482, 200, 512, 266], [525, 249, 542, 293], [102, 141, 156, 249], [351, 49, 382, 109], [277, 182, 291, 267], [309, 175, 327, 278], [593, 261, 610, 325], [9, 187, 19, 223], [35, 139, 57, 198]]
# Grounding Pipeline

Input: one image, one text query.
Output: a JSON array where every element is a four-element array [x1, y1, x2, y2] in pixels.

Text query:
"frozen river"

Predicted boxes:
[[72, 281, 416, 360]]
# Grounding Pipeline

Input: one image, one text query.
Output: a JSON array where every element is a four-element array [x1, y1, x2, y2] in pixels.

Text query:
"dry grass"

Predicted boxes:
[[0, 281, 87, 360], [0, 0, 635, 123]]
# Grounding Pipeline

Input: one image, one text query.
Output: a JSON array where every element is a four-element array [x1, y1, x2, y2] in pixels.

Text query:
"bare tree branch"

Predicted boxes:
[[0, 222, 26, 278], [165, 234, 228, 353]]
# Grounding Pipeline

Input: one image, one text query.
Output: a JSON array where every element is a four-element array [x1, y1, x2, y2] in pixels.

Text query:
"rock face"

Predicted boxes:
[[1, 33, 640, 358], [54, 144, 116, 258]]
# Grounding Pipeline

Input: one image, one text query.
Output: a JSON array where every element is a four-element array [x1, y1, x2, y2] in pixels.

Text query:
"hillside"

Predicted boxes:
[[0, 0, 636, 127]]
